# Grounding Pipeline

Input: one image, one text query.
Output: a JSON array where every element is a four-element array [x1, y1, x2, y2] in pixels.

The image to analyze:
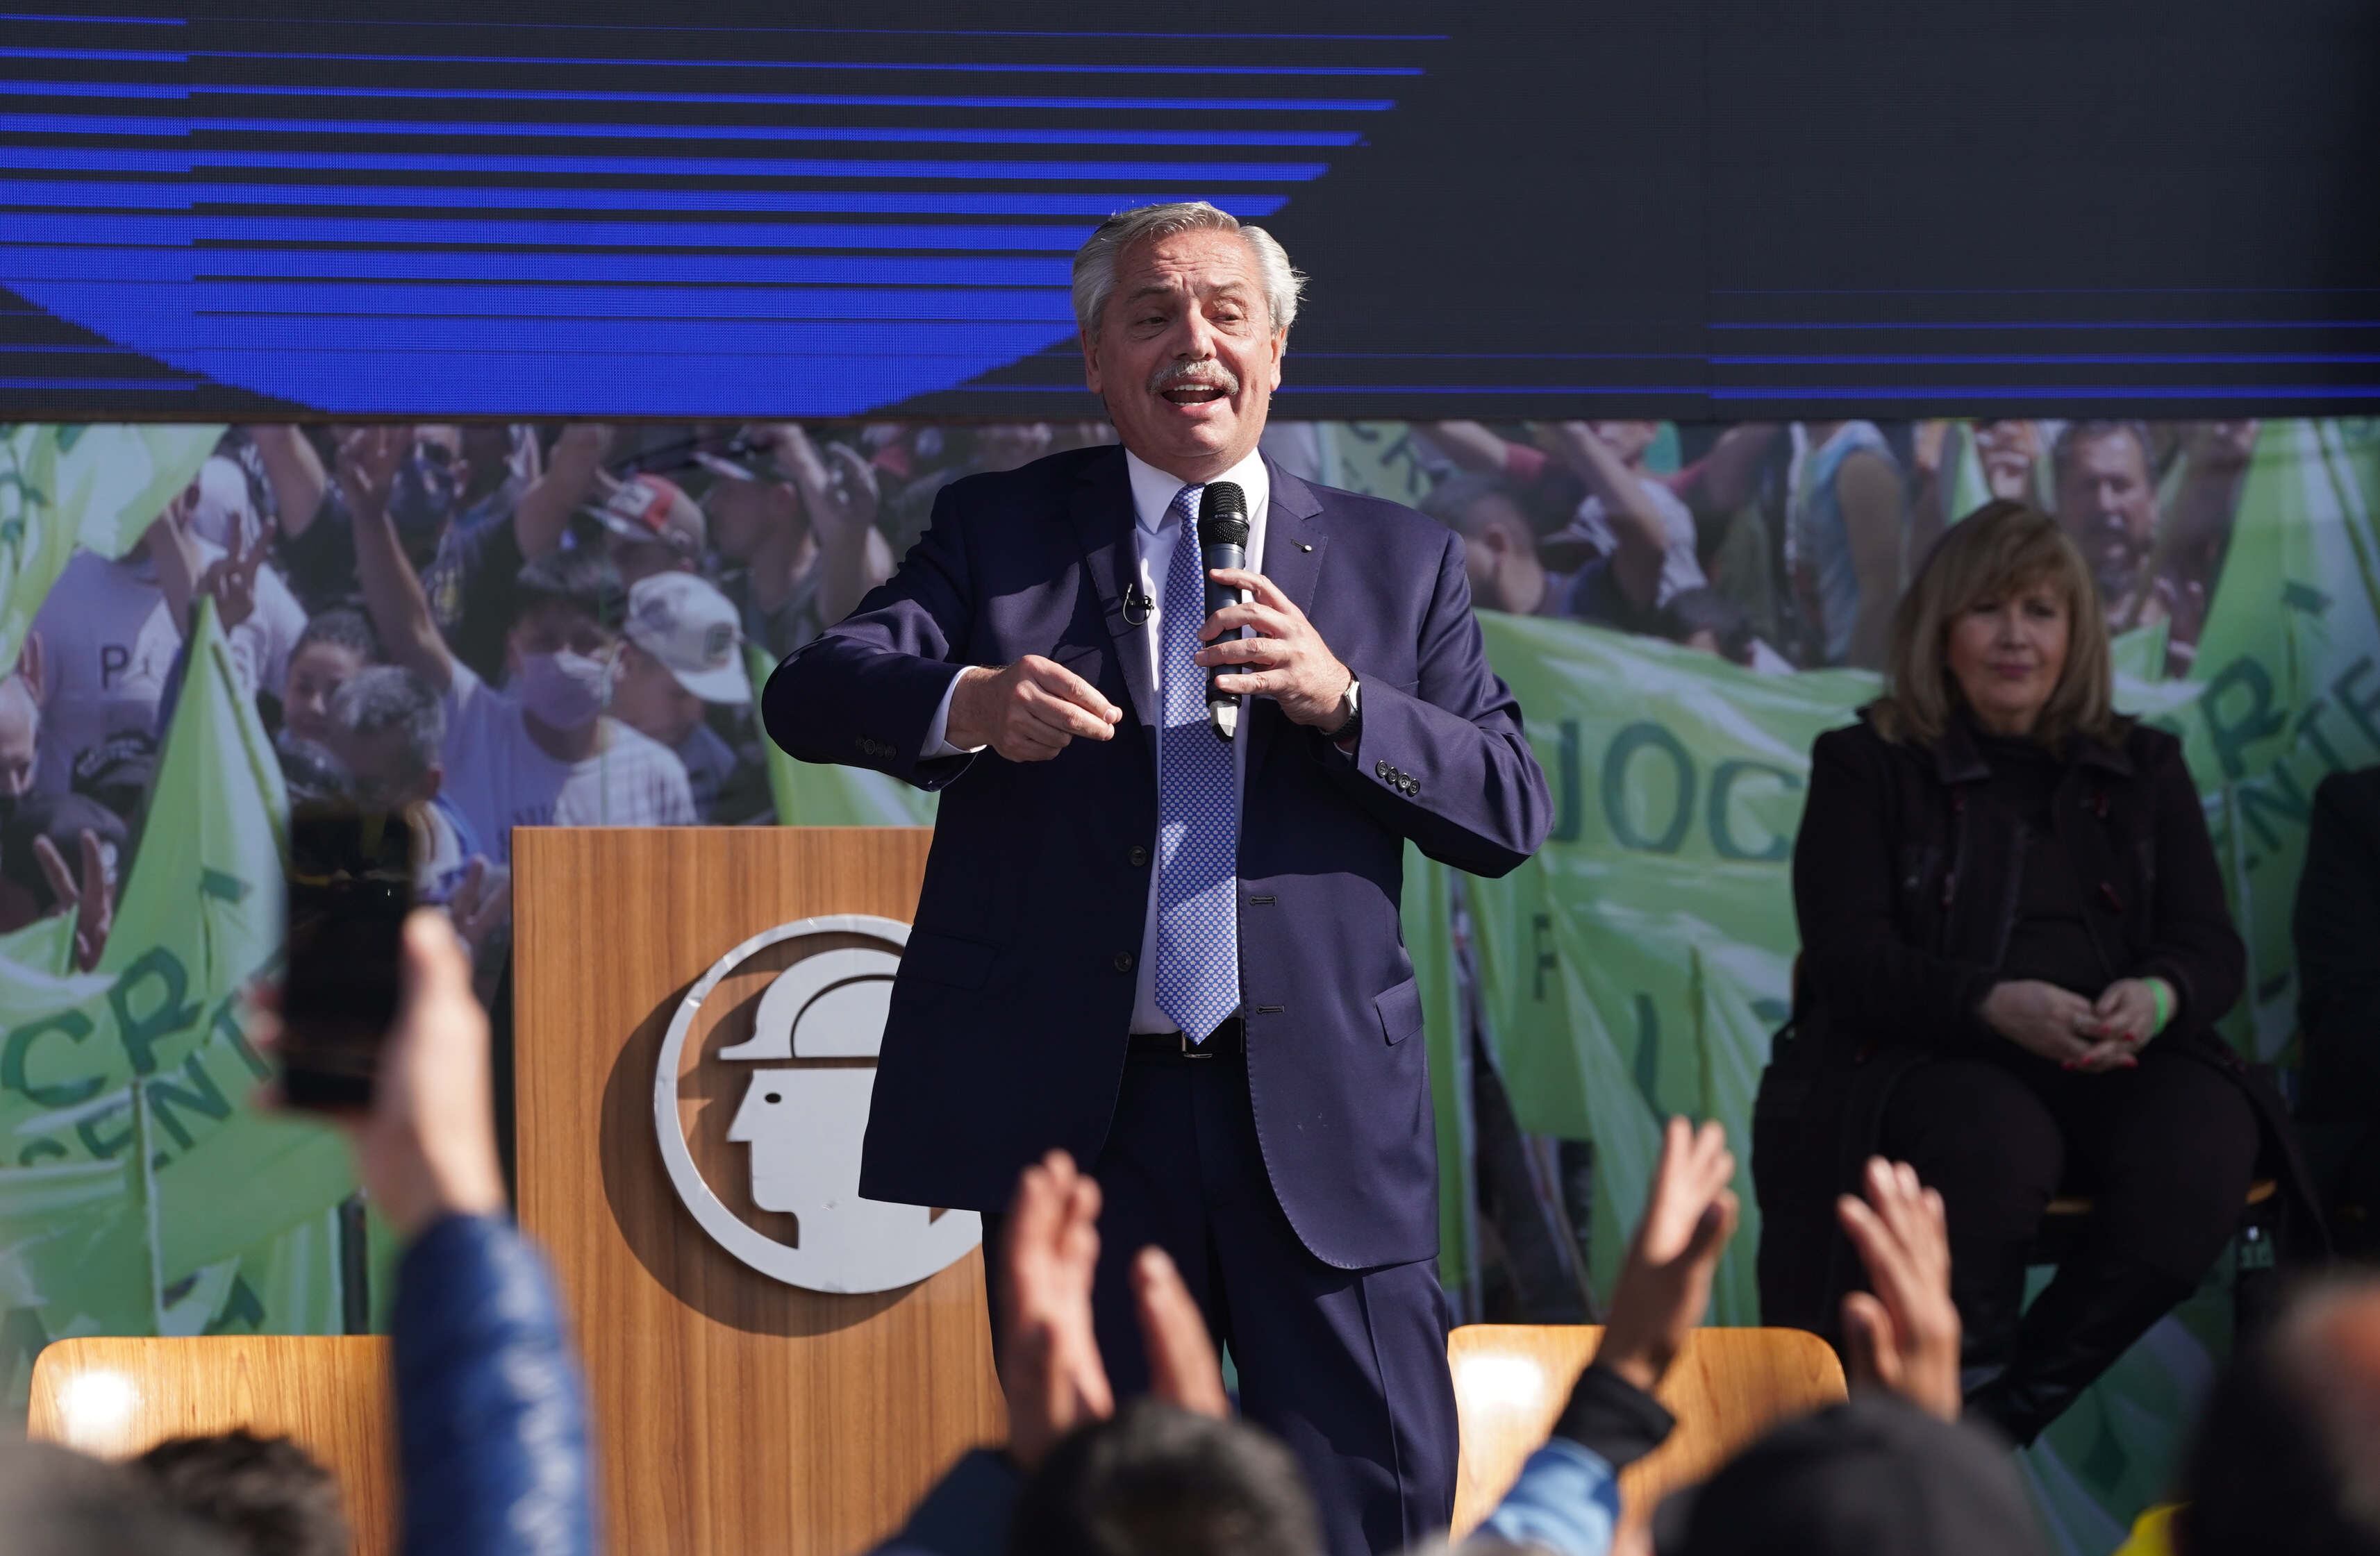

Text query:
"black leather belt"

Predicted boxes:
[[1126, 1016, 1245, 1061]]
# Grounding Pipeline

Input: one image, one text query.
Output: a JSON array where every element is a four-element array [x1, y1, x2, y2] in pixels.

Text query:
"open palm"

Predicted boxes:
[[1599, 1118, 1740, 1391]]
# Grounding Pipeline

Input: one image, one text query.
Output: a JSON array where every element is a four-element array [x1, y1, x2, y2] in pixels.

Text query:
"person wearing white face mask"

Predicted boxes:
[[344, 430, 694, 865]]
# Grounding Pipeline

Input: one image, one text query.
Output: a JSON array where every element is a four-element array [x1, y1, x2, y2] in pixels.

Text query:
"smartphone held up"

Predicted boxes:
[[276, 803, 420, 1111]]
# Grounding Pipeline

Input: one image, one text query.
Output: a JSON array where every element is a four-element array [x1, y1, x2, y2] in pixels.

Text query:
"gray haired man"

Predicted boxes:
[[767, 199, 1551, 1555], [326, 665, 482, 910]]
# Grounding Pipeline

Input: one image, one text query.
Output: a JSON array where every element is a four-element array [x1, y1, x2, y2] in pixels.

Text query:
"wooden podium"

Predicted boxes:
[[512, 827, 1004, 1555]]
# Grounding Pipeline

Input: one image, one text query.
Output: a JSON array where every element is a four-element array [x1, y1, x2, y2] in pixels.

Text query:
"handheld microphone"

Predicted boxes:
[[1198, 482, 1251, 742]]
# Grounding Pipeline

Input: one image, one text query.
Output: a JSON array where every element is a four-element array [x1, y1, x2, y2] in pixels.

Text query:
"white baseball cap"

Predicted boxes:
[[624, 571, 749, 705]]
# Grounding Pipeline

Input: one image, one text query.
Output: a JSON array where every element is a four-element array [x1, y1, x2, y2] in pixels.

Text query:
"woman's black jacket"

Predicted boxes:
[[1753, 710, 2323, 1338]]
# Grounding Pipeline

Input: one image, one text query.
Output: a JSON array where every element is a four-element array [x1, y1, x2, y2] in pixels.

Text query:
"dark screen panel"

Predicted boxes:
[[1, 0, 2372, 419], [1701, 0, 2380, 415]]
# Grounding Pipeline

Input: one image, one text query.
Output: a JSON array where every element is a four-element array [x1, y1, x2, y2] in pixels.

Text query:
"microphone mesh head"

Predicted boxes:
[[1199, 481, 1251, 547]]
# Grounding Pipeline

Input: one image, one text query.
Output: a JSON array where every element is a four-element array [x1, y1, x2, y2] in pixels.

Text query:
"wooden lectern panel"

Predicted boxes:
[[28, 1335, 398, 1556], [513, 826, 1003, 1556]]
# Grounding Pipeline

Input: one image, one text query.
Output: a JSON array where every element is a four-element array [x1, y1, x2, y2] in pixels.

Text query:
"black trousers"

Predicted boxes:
[[981, 1049, 1458, 1556], [1879, 1044, 2259, 1363]]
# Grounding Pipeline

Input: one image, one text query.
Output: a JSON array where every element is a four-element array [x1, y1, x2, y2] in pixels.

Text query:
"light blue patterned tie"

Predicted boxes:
[[1154, 483, 1241, 1042]]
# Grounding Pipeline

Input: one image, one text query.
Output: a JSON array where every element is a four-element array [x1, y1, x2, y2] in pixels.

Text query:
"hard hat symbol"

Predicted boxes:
[[654, 915, 981, 1294]]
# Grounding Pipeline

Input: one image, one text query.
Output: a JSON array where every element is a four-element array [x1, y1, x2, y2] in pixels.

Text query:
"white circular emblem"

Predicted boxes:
[[653, 913, 981, 1294]]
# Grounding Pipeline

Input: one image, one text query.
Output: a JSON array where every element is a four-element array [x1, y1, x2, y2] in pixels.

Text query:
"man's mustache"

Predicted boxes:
[[1149, 361, 1240, 394]]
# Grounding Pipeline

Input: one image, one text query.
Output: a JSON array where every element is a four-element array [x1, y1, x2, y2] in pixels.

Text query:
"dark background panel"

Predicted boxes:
[[1701, 0, 2380, 415], [0, 0, 2371, 419]]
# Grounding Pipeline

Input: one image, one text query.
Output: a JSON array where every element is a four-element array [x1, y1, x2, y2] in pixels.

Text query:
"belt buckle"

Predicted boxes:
[[1181, 1031, 1215, 1061]]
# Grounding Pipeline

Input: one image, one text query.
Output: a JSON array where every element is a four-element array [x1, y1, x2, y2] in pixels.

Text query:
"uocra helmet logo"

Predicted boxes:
[[654, 913, 980, 1293]]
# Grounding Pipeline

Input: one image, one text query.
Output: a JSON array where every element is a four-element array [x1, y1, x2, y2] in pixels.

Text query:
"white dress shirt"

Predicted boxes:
[[921, 446, 1270, 1034]]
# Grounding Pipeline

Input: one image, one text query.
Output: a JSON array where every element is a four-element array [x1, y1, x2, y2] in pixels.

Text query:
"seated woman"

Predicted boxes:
[[1754, 498, 2318, 1448]]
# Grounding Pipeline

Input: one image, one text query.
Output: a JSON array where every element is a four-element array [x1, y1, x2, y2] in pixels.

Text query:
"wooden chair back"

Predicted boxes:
[[1450, 1324, 1847, 1539], [28, 1335, 397, 1556]]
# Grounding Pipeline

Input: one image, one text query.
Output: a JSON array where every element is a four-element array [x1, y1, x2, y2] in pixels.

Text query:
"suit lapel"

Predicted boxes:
[[1066, 449, 1159, 748], [1247, 460, 1329, 782]]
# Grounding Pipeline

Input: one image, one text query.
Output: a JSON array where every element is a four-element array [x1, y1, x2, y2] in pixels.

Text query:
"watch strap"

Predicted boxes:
[[1324, 678, 1363, 742]]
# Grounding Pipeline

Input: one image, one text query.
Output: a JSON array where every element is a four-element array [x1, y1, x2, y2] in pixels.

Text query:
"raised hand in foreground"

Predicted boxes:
[[1598, 1117, 1740, 1392], [1837, 1156, 1963, 1423], [997, 1151, 1224, 1472], [997, 1152, 1113, 1472], [1466, 1121, 1736, 1555], [252, 910, 508, 1237]]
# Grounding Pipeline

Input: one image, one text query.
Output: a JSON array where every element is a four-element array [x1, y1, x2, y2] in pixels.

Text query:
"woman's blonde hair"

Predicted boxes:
[[1868, 498, 2122, 748]]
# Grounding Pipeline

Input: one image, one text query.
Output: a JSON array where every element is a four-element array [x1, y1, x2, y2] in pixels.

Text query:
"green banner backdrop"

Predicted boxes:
[[0, 422, 358, 1404]]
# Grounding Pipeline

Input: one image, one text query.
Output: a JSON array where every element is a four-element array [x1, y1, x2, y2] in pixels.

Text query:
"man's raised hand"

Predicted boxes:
[[335, 426, 408, 519], [33, 827, 113, 973], [196, 527, 272, 632], [1193, 569, 1352, 729], [946, 657, 1121, 762]]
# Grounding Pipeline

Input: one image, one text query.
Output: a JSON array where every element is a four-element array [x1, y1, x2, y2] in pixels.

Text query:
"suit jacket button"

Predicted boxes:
[[1375, 760, 1390, 779], [1113, 951, 1135, 973], [1129, 845, 1150, 867]]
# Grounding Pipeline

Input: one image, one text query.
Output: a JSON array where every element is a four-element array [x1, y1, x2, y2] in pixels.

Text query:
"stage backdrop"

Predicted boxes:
[[3, 415, 2374, 1552]]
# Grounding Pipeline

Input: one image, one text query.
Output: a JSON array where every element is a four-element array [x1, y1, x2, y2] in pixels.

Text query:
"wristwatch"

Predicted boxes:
[[1324, 677, 1363, 744]]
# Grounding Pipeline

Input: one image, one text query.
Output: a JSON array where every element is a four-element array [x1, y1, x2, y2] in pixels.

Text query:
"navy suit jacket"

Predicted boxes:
[[763, 444, 1550, 1269]]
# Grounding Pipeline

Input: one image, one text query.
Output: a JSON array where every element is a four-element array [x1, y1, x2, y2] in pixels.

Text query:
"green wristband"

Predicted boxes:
[[2149, 979, 2172, 1034]]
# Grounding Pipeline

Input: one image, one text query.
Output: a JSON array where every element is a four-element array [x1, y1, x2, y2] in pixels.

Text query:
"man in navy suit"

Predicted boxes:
[[764, 201, 1551, 1554]]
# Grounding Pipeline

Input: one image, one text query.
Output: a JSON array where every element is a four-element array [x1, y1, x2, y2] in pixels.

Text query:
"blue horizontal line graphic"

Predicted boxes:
[[222, 19, 1442, 40], [0, 46, 183, 60], [0, 376, 195, 389], [0, 180, 1289, 218], [2, 246, 1076, 285], [1712, 319, 2380, 331], [0, 44, 1414, 75], [0, 11, 183, 22], [52, 278, 1079, 321], [0, 81, 1390, 116], [1715, 353, 2380, 366], [8, 319, 1075, 353], [0, 110, 1361, 147], [202, 84, 1394, 111], [188, 49, 1422, 76], [0, 80, 188, 97], [3, 212, 1119, 250], [1708, 384, 2380, 400], [0, 149, 195, 170], [157, 346, 1065, 358], [0, 147, 1327, 180]]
